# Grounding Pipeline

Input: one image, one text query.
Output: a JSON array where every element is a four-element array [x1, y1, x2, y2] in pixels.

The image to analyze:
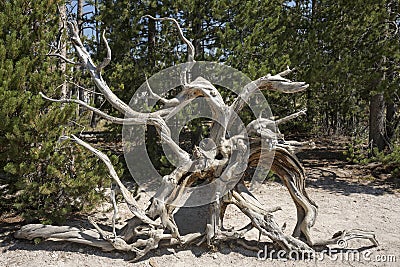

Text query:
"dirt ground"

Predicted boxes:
[[1, 139, 399, 267]]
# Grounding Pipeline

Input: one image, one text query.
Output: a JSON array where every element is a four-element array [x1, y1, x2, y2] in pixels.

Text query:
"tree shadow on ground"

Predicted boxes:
[[296, 149, 399, 196]]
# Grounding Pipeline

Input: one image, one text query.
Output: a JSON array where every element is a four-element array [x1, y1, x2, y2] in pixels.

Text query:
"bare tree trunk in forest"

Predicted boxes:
[[369, 11, 391, 153], [76, 0, 87, 117], [90, 0, 100, 128], [148, 5, 156, 69], [386, 100, 398, 144], [369, 93, 387, 152], [369, 4, 391, 154], [146, 5, 158, 152], [191, 1, 202, 60], [304, 0, 318, 129], [58, 3, 67, 99], [77, 0, 84, 36]]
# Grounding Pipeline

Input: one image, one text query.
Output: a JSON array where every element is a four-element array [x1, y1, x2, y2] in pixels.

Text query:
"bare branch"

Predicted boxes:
[[14, 224, 115, 251], [40, 90, 189, 162], [66, 81, 104, 95], [230, 67, 309, 116], [40, 92, 174, 124], [66, 21, 135, 116], [312, 229, 378, 248], [277, 140, 316, 154], [56, 4, 66, 51], [40, 92, 128, 124], [255, 74, 309, 93], [70, 134, 159, 227], [276, 108, 307, 125], [144, 15, 195, 62], [145, 76, 180, 107], [96, 30, 111, 72], [277, 66, 295, 77], [47, 53, 79, 65]]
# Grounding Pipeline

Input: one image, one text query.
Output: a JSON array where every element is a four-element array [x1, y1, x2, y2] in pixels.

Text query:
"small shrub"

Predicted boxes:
[[374, 145, 400, 179], [343, 138, 371, 165]]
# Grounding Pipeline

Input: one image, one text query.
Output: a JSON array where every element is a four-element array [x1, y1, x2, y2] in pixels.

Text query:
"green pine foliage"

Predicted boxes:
[[375, 146, 400, 178], [215, 0, 298, 128], [0, 0, 112, 224], [288, 0, 400, 135]]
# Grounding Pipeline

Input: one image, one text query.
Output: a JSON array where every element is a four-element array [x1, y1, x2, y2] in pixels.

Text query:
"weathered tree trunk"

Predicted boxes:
[[15, 17, 378, 262], [386, 99, 398, 144]]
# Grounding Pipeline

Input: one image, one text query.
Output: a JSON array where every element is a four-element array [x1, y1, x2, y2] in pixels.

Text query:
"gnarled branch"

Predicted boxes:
[[144, 15, 195, 62], [96, 30, 111, 73]]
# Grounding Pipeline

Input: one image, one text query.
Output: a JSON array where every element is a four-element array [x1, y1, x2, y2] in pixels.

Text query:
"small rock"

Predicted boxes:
[[212, 254, 218, 259]]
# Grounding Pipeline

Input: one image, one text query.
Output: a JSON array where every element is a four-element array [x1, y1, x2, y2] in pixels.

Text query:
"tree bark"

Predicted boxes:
[[386, 99, 397, 143], [77, 0, 87, 116], [147, 4, 156, 69], [369, 93, 387, 152], [90, 0, 100, 128], [77, 0, 84, 36], [58, 3, 67, 99], [191, 1, 203, 60]]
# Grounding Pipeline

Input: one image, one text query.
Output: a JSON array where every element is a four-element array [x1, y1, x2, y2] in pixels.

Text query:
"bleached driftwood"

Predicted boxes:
[[15, 18, 378, 261]]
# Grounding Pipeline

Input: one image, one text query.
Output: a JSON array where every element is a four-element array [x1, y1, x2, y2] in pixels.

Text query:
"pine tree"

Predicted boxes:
[[285, 0, 400, 139], [0, 0, 112, 224]]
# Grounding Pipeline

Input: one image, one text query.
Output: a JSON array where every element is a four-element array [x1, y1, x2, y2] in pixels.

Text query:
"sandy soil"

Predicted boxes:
[[1, 143, 399, 267]]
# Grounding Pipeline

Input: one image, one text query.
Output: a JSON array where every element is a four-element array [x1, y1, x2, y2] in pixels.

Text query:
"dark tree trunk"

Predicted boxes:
[[146, 3, 158, 160], [385, 99, 398, 146], [369, 93, 388, 152], [147, 4, 156, 69], [77, 0, 84, 36], [191, 12, 202, 60], [76, 0, 87, 117]]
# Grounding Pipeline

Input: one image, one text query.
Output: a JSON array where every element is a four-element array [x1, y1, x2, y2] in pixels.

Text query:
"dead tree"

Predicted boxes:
[[15, 18, 378, 261]]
